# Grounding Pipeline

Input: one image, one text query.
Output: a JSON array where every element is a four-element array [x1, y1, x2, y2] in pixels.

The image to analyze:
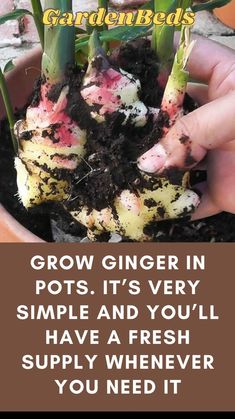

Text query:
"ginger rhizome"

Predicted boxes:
[[70, 28, 200, 241], [12, 2, 200, 241], [14, 0, 86, 208]]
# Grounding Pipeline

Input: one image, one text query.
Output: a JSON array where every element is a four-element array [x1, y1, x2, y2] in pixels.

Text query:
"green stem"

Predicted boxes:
[[87, 30, 109, 74], [178, 0, 193, 9], [98, 0, 109, 52], [42, 0, 75, 84], [0, 69, 17, 153], [152, 0, 176, 78], [161, 25, 195, 122], [88, 30, 104, 61], [31, 0, 44, 47], [152, 0, 193, 83]]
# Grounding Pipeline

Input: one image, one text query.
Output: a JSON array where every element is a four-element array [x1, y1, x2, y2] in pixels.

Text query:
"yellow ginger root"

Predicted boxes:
[[71, 174, 199, 241], [15, 84, 86, 208]]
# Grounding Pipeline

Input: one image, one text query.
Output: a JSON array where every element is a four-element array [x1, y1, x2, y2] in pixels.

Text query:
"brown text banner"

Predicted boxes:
[[0, 243, 234, 411]]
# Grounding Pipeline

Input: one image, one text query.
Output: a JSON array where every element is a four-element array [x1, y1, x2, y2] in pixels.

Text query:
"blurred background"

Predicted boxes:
[[0, 0, 234, 68]]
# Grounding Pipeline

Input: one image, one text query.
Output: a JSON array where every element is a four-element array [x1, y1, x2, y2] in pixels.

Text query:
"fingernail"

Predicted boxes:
[[137, 143, 167, 173]]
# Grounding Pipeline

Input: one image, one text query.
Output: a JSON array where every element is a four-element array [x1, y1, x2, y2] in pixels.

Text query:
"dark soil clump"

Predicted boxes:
[[111, 38, 164, 108], [67, 111, 160, 211], [144, 213, 235, 243]]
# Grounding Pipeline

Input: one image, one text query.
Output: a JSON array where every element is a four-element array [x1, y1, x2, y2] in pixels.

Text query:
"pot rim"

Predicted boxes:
[[213, 0, 235, 30], [0, 46, 44, 243], [0, 203, 44, 242]]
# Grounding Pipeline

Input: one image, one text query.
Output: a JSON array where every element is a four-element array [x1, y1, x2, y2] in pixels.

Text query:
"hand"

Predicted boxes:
[[138, 36, 235, 220]]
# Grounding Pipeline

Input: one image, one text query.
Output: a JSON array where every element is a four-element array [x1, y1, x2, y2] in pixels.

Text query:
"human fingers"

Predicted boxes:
[[138, 90, 235, 173], [207, 141, 235, 214], [187, 83, 209, 106], [186, 36, 235, 99], [190, 182, 221, 221], [174, 34, 235, 100]]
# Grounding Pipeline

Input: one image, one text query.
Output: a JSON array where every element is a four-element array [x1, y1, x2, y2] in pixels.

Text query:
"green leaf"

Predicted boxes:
[[152, 0, 179, 72], [75, 0, 154, 52], [75, 25, 151, 51], [178, 0, 193, 8], [144, 0, 154, 10], [0, 9, 32, 25], [86, 14, 98, 35], [75, 45, 89, 67], [31, 0, 44, 47], [192, 0, 232, 13], [3, 60, 15, 74], [101, 24, 151, 42], [0, 69, 17, 153], [76, 27, 87, 35], [98, 0, 109, 50], [43, 1, 75, 83]]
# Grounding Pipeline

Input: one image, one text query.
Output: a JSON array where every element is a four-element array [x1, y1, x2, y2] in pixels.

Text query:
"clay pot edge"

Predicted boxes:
[[0, 47, 44, 243]]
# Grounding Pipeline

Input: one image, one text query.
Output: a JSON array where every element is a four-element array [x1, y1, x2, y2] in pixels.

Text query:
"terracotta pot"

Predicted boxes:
[[213, 0, 235, 29], [0, 47, 44, 242]]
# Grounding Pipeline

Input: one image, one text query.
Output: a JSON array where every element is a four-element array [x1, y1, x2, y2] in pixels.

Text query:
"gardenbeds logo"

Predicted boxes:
[[43, 7, 195, 27]]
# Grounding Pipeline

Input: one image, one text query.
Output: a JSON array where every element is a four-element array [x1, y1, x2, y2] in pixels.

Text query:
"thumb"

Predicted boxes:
[[138, 90, 235, 173]]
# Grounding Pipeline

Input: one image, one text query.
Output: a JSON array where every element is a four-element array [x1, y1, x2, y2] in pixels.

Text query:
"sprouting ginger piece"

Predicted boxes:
[[15, 84, 86, 208], [81, 30, 148, 127]]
